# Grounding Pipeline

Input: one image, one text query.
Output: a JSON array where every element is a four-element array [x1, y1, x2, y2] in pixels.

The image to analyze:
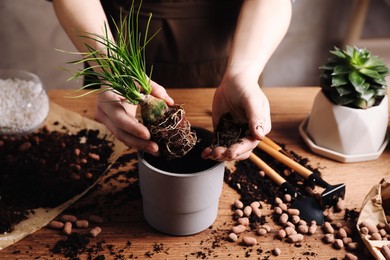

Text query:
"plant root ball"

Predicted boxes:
[[149, 105, 197, 160]]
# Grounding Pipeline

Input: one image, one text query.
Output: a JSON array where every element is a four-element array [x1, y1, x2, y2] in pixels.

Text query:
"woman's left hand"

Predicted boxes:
[[202, 74, 271, 161]]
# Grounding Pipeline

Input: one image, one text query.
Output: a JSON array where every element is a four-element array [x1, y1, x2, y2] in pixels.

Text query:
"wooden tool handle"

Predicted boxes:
[[262, 136, 283, 151], [257, 141, 313, 179], [249, 153, 285, 186]]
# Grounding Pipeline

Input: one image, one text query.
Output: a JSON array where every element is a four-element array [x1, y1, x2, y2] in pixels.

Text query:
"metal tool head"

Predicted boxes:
[[320, 183, 346, 209], [291, 196, 324, 224]]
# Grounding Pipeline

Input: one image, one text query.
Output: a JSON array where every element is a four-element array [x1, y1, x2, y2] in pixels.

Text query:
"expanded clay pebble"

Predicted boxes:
[[278, 229, 287, 239], [370, 232, 382, 240], [257, 228, 267, 236], [381, 245, 390, 260], [48, 221, 64, 230], [283, 194, 292, 203], [380, 229, 388, 238], [342, 225, 353, 237], [262, 225, 271, 232], [308, 222, 317, 235], [346, 242, 358, 252], [60, 214, 77, 223], [287, 208, 300, 215], [63, 222, 72, 235], [359, 220, 378, 234], [337, 228, 348, 239], [237, 217, 250, 226], [228, 232, 238, 242], [90, 226, 102, 237], [279, 213, 289, 224], [75, 220, 89, 229], [342, 237, 353, 245], [234, 200, 244, 209], [323, 234, 335, 244], [279, 203, 288, 211], [333, 239, 344, 249], [232, 224, 246, 234], [252, 207, 262, 218], [291, 215, 300, 225], [297, 225, 308, 234], [285, 226, 297, 236], [360, 226, 369, 235], [286, 234, 304, 243], [243, 206, 252, 217], [258, 170, 265, 177], [323, 222, 334, 234], [242, 236, 257, 246], [272, 247, 282, 256], [234, 209, 244, 218], [274, 206, 283, 215], [275, 197, 283, 205], [250, 201, 260, 209]]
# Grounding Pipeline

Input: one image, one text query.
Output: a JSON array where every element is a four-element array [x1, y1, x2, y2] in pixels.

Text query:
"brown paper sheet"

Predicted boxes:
[[0, 102, 127, 250], [358, 177, 390, 260]]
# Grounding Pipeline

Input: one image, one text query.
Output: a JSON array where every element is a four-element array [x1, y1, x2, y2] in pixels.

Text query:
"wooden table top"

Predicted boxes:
[[1, 87, 389, 259]]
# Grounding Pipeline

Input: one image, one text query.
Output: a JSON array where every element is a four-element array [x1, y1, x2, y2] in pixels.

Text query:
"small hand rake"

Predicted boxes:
[[249, 153, 324, 224], [257, 139, 346, 209]]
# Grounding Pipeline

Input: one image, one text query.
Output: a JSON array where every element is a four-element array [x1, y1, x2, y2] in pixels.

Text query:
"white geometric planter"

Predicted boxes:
[[300, 90, 389, 163], [138, 127, 225, 236]]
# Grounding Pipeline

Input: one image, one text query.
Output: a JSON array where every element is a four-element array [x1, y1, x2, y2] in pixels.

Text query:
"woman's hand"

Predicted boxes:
[[202, 0, 291, 161], [95, 81, 174, 155], [202, 74, 271, 161]]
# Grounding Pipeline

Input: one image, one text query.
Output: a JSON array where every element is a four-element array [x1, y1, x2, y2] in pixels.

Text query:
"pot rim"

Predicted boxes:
[[138, 151, 224, 177]]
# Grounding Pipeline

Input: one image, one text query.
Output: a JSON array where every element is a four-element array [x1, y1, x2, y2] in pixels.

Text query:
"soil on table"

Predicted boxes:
[[0, 123, 113, 234]]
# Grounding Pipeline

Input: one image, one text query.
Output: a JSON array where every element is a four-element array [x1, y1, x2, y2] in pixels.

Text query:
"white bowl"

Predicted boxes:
[[0, 70, 50, 135]]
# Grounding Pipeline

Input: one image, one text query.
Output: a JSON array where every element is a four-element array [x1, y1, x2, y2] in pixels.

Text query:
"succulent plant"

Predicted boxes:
[[320, 45, 389, 109]]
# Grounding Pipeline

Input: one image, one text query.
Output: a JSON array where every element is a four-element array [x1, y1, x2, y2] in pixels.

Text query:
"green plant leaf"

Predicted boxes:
[[330, 48, 346, 59], [359, 68, 381, 79], [348, 71, 365, 89], [332, 75, 348, 86], [364, 56, 386, 68], [330, 91, 354, 106], [332, 65, 351, 75], [373, 77, 388, 85], [334, 85, 352, 96]]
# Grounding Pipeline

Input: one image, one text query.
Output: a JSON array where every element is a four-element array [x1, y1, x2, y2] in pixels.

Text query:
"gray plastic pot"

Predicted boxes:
[[138, 127, 225, 236]]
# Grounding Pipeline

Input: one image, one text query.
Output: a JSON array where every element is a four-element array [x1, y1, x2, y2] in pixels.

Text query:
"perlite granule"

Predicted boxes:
[[0, 78, 49, 134]]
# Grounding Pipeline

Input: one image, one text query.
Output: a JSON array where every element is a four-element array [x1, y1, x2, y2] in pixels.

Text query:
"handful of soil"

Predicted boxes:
[[211, 113, 250, 148]]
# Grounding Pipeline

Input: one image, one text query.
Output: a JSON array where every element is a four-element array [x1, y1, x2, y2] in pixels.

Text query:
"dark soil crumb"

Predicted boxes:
[[0, 125, 113, 234], [51, 233, 91, 258], [212, 113, 249, 148]]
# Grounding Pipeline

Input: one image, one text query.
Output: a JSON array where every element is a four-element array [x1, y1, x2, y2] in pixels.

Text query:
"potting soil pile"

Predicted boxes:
[[0, 102, 126, 250]]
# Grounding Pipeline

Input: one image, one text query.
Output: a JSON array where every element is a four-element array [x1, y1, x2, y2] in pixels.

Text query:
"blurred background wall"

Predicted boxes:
[[0, 0, 389, 89]]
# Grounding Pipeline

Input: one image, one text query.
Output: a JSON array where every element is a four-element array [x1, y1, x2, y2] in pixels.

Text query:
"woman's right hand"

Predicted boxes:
[[94, 81, 174, 156]]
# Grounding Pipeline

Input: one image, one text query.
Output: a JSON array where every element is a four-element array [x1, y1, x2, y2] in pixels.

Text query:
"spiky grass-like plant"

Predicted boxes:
[[320, 46, 389, 109], [65, 2, 197, 159]]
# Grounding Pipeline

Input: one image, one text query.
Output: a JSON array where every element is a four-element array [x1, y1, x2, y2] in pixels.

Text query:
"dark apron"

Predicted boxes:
[[101, 0, 243, 88]]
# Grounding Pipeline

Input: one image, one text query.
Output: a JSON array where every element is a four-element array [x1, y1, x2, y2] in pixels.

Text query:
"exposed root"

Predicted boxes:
[[149, 105, 197, 160]]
